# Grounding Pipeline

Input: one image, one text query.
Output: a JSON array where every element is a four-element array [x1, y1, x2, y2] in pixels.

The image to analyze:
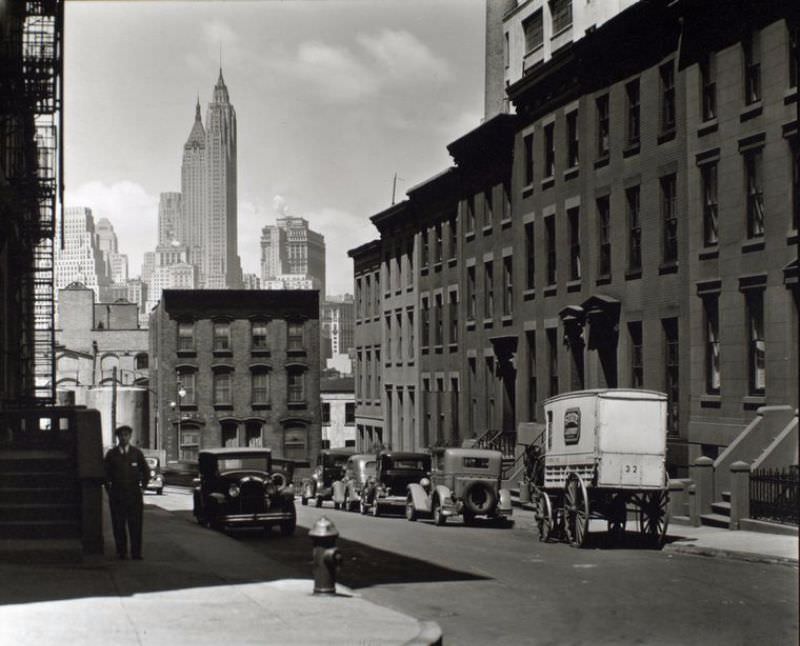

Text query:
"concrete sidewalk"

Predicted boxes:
[[663, 523, 798, 566], [0, 498, 441, 646]]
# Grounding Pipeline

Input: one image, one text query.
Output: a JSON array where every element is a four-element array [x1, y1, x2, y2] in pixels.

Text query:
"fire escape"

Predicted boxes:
[[1, 0, 63, 406]]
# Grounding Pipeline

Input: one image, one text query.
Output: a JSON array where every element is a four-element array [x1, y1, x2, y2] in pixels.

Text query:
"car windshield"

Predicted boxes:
[[325, 456, 349, 468], [145, 458, 158, 468], [217, 457, 269, 472], [390, 458, 428, 471]]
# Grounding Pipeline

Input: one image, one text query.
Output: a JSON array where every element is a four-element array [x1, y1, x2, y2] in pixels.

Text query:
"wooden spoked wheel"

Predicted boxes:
[[638, 488, 670, 548], [534, 489, 553, 542], [606, 494, 628, 543], [564, 473, 590, 548]]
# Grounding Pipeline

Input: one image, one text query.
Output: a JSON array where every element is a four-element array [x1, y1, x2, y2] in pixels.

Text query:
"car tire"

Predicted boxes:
[[405, 500, 417, 522], [372, 501, 380, 517], [315, 497, 322, 508], [301, 496, 308, 506], [462, 481, 497, 517], [433, 499, 446, 526], [157, 488, 164, 496], [280, 517, 297, 537], [360, 501, 368, 515]]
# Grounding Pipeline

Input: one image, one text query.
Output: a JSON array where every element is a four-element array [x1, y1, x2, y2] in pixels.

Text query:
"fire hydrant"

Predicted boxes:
[[309, 516, 342, 595]]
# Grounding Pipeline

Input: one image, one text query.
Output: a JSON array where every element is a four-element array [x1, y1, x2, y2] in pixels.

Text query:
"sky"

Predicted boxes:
[[64, 0, 486, 296]]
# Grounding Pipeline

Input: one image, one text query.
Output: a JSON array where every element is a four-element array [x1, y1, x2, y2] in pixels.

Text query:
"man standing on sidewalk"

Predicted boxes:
[[104, 425, 149, 560]]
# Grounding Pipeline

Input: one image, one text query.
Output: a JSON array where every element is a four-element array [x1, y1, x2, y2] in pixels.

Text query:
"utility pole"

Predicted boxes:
[[111, 365, 118, 435]]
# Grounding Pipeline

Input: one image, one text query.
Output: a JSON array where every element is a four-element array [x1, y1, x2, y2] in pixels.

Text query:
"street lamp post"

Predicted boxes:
[[173, 379, 187, 460]]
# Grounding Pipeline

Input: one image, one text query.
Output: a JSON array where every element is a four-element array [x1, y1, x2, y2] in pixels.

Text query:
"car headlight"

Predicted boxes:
[[420, 477, 430, 489], [228, 484, 240, 498], [150, 470, 156, 477]]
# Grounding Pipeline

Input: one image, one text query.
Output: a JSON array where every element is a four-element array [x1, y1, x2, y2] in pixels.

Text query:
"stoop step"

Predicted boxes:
[[700, 512, 731, 529], [711, 500, 731, 516], [721, 491, 731, 502]]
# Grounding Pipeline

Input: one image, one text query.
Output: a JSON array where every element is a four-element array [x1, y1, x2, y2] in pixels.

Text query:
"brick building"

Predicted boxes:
[[148, 289, 321, 463], [351, 0, 798, 476]]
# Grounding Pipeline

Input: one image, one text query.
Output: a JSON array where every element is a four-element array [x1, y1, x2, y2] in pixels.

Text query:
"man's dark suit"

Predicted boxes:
[[104, 445, 149, 558]]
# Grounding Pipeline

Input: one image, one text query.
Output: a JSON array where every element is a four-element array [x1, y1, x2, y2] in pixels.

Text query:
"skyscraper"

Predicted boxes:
[[54, 207, 110, 300], [158, 192, 182, 246], [260, 216, 326, 296], [180, 99, 206, 280], [95, 217, 128, 283]]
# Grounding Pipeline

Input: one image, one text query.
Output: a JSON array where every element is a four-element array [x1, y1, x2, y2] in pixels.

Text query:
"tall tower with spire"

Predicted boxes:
[[203, 68, 242, 288], [180, 97, 206, 280]]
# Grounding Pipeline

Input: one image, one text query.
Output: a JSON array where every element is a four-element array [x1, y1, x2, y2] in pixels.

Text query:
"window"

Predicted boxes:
[[385, 314, 393, 359], [547, 328, 558, 396], [566, 111, 579, 168], [626, 80, 640, 145], [214, 371, 232, 405], [502, 256, 513, 316], [523, 10, 544, 52], [662, 318, 679, 436], [284, 428, 307, 461], [701, 163, 719, 246], [421, 298, 430, 347], [596, 198, 611, 277], [526, 331, 537, 419], [245, 422, 262, 448], [700, 54, 717, 121], [745, 149, 764, 238], [567, 207, 581, 281], [449, 212, 458, 259], [544, 123, 555, 178], [743, 31, 761, 104], [177, 369, 196, 406], [525, 222, 535, 290], [251, 320, 268, 350], [177, 321, 194, 351], [288, 321, 304, 350], [134, 353, 148, 370], [626, 187, 641, 272], [661, 174, 678, 263], [364, 351, 371, 397], [484, 260, 494, 318], [434, 294, 443, 346], [288, 370, 305, 402], [407, 311, 415, 359], [545, 215, 556, 285], [467, 266, 476, 320], [179, 429, 199, 462], [746, 289, 765, 395], [466, 195, 476, 234], [345, 402, 355, 425], [596, 95, 609, 158], [484, 358, 495, 428], [792, 138, 800, 232], [501, 181, 511, 220], [484, 188, 494, 228], [628, 321, 643, 388], [660, 62, 676, 133], [468, 357, 477, 430], [449, 291, 458, 344], [703, 296, 720, 394], [434, 223, 443, 263], [790, 26, 799, 89], [213, 321, 231, 351], [406, 242, 414, 286], [504, 31, 510, 68], [221, 422, 238, 448], [524, 133, 535, 186], [396, 312, 403, 357], [251, 370, 269, 404], [421, 228, 429, 266], [550, 0, 572, 34]]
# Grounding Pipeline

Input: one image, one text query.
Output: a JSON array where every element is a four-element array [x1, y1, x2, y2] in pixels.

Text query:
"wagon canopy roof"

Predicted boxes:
[[543, 388, 667, 406]]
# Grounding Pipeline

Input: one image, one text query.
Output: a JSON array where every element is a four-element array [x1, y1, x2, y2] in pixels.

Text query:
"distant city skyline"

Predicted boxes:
[[63, 1, 485, 296]]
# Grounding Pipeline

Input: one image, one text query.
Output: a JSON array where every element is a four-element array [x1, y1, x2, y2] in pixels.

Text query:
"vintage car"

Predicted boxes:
[[144, 456, 164, 495], [301, 448, 354, 508], [406, 447, 513, 526], [192, 448, 296, 535], [339, 453, 377, 512], [362, 451, 431, 517]]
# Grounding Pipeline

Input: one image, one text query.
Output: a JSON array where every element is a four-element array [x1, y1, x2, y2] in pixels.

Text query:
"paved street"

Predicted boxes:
[[154, 488, 798, 646]]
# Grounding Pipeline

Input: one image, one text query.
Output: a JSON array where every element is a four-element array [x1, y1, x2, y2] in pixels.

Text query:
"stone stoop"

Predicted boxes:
[[701, 490, 731, 529], [0, 449, 83, 562]]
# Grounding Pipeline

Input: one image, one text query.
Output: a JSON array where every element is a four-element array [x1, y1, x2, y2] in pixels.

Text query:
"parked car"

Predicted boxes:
[[144, 456, 164, 495], [406, 447, 513, 526], [362, 451, 431, 517], [192, 448, 296, 535], [340, 454, 377, 512], [301, 448, 354, 508]]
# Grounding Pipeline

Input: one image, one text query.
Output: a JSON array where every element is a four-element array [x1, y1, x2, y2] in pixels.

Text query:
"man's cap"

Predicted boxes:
[[115, 425, 134, 436]]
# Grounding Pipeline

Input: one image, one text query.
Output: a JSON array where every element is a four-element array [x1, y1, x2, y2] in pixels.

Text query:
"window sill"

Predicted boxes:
[[384, 291, 391, 299], [177, 350, 197, 358], [543, 285, 557, 297], [625, 269, 642, 281], [742, 395, 765, 411], [448, 343, 458, 353], [466, 319, 476, 331], [788, 231, 799, 246], [448, 257, 457, 268], [394, 361, 403, 367], [250, 349, 271, 357], [482, 225, 493, 236], [541, 176, 555, 191], [287, 401, 308, 410], [501, 315, 513, 326], [213, 403, 233, 411], [419, 349, 428, 357], [213, 349, 233, 358], [595, 275, 611, 287], [740, 101, 763, 122], [623, 142, 640, 158], [784, 87, 798, 105], [179, 404, 198, 412], [657, 128, 676, 145], [501, 218, 512, 229], [522, 184, 534, 199], [465, 231, 475, 242], [420, 267, 429, 277], [566, 279, 582, 292], [594, 156, 609, 170], [434, 345, 443, 355], [394, 289, 402, 296], [697, 118, 718, 137], [742, 238, 765, 253], [384, 361, 393, 367], [700, 395, 721, 408], [523, 288, 535, 301], [658, 261, 678, 275], [407, 360, 415, 367], [287, 349, 307, 357], [251, 403, 272, 411], [564, 166, 579, 182], [433, 261, 443, 273], [551, 24, 573, 41], [698, 246, 719, 261], [483, 318, 494, 329]]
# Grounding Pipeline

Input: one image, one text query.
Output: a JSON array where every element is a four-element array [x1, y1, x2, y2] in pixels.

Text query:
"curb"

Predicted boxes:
[[664, 542, 799, 567], [403, 620, 443, 646]]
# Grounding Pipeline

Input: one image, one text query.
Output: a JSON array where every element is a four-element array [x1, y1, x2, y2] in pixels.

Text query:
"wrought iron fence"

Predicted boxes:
[[750, 465, 799, 526]]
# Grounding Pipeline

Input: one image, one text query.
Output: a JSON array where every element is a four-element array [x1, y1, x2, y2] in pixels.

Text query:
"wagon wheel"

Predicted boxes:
[[606, 493, 628, 544], [534, 488, 553, 542], [638, 487, 670, 548], [564, 473, 590, 548]]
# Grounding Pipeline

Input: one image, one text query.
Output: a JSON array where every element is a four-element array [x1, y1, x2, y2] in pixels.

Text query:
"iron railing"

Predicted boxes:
[[750, 465, 799, 526]]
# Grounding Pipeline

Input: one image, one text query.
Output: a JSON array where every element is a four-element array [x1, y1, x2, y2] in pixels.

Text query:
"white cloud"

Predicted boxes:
[[65, 181, 159, 278], [356, 29, 450, 83]]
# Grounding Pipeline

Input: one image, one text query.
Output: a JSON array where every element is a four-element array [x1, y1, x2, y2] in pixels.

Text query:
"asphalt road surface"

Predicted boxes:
[[155, 489, 798, 646]]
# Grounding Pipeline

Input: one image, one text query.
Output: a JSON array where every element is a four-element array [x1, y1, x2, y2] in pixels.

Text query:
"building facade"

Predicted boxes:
[[149, 289, 321, 462], [55, 207, 110, 301], [351, 0, 798, 476], [321, 295, 355, 374], [260, 216, 326, 296], [321, 377, 356, 449]]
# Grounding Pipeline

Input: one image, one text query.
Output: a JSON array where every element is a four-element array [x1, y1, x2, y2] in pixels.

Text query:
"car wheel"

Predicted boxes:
[[315, 497, 323, 508], [157, 488, 164, 496], [405, 500, 417, 522], [360, 501, 368, 515], [433, 499, 446, 526], [372, 501, 380, 517], [301, 496, 308, 506], [280, 517, 297, 537]]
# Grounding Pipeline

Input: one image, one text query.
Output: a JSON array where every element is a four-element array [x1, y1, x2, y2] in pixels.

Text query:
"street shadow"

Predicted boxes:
[[539, 527, 679, 550]]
